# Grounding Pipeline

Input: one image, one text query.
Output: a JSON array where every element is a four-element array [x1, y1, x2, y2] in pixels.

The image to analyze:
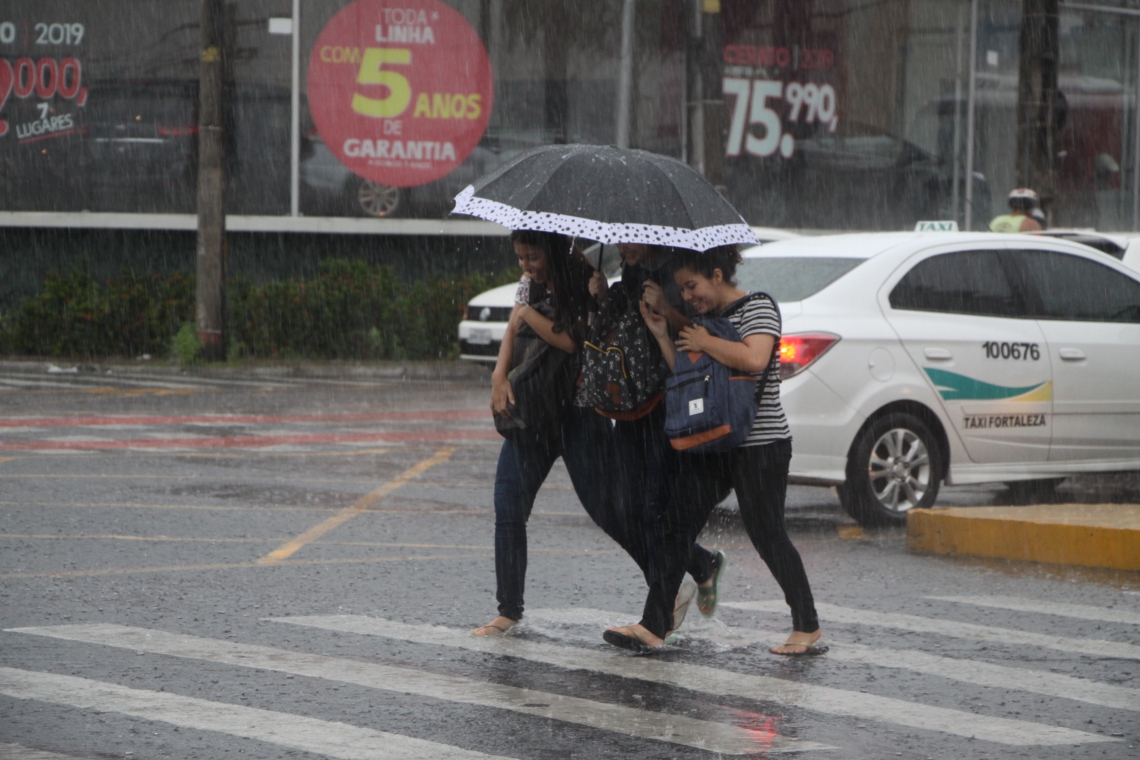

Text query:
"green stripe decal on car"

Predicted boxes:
[[924, 367, 1050, 401]]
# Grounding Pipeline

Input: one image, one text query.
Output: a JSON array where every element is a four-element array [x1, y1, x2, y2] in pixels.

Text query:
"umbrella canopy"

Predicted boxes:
[[452, 144, 758, 251]]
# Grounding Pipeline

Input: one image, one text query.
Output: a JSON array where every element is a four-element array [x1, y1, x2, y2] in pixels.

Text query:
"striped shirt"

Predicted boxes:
[[723, 294, 791, 446]]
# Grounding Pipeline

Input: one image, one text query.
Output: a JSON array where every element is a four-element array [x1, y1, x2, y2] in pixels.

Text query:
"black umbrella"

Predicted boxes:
[[452, 144, 757, 251]]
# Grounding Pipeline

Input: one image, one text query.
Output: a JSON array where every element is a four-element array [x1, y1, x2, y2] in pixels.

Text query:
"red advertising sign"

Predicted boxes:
[[307, 0, 493, 188], [0, 20, 89, 142]]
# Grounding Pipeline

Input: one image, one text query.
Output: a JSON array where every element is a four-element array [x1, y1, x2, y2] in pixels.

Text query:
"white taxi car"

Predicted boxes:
[[738, 232, 1140, 526], [458, 228, 798, 364]]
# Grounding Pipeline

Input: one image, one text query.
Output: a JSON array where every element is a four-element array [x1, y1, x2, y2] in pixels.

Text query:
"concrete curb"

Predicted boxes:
[[0, 358, 491, 384], [907, 504, 1140, 572]]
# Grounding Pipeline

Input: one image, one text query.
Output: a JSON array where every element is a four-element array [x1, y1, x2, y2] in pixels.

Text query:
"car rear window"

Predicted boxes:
[[736, 257, 865, 302]]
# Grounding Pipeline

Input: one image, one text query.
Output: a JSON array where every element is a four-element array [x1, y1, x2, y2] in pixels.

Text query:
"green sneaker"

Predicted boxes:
[[696, 550, 727, 617]]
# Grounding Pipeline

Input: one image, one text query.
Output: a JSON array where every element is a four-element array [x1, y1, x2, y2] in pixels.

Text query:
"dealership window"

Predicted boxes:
[[0, 0, 292, 215], [2, 0, 1139, 233]]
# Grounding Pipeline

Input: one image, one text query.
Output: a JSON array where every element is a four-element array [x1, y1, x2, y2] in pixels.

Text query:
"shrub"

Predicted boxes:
[[173, 322, 201, 366], [2, 259, 515, 361], [8, 266, 194, 359]]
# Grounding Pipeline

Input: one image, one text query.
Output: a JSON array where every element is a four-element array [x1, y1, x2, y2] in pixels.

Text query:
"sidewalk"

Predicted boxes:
[[0, 357, 491, 384], [908, 504, 1140, 572]]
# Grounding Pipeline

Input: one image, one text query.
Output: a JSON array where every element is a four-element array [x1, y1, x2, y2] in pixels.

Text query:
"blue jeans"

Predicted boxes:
[[494, 406, 639, 621]]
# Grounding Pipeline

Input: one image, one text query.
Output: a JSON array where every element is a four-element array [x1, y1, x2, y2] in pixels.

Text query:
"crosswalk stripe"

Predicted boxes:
[[927, 595, 1140, 626], [0, 666, 511, 760], [724, 601, 1140, 661], [269, 615, 1116, 746], [6, 624, 825, 755], [525, 608, 1140, 713]]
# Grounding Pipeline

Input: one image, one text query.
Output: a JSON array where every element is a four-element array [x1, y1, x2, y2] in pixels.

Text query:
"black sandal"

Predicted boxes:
[[603, 626, 664, 653]]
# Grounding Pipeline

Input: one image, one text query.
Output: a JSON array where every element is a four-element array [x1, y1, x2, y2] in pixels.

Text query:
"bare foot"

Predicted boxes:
[[472, 616, 517, 637], [603, 624, 665, 652], [770, 628, 825, 656]]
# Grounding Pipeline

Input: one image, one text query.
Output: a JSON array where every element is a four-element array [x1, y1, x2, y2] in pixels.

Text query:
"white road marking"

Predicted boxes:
[[527, 608, 1140, 712], [6, 624, 823, 756], [724, 600, 1140, 661], [270, 615, 1116, 746], [928, 595, 1140, 627], [0, 743, 84, 760], [0, 378, 100, 391], [0, 666, 510, 760]]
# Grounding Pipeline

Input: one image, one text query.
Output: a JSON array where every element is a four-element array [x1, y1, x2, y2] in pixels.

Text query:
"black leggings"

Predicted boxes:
[[640, 439, 819, 638]]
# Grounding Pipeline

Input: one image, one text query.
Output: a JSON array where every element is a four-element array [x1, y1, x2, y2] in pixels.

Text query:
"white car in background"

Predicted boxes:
[[458, 228, 799, 364], [738, 232, 1140, 526]]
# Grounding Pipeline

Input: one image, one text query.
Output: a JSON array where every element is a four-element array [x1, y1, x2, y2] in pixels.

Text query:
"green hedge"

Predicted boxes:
[[0, 260, 516, 361], [5, 267, 194, 359]]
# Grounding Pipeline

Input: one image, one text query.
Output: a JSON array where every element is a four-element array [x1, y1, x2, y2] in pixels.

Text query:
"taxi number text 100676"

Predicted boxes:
[[982, 341, 1040, 360]]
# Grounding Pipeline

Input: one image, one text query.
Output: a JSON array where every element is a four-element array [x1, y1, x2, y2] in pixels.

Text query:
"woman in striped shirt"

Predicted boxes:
[[604, 247, 825, 656]]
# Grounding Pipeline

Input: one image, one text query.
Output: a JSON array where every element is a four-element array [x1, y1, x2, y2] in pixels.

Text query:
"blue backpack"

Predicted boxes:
[[664, 293, 778, 454]]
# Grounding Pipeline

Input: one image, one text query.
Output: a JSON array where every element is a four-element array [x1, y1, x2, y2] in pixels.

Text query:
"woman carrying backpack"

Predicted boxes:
[[474, 230, 635, 637], [604, 246, 825, 656]]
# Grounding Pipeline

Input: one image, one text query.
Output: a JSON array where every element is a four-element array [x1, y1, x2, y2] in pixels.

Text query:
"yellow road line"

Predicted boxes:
[[0, 546, 617, 580], [258, 446, 457, 565], [0, 457, 14, 465]]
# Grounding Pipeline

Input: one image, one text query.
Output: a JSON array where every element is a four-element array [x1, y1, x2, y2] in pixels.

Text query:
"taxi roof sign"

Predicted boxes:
[[915, 220, 959, 232]]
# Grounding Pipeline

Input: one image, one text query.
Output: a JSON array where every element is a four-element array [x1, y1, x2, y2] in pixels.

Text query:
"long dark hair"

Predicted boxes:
[[509, 229, 593, 340]]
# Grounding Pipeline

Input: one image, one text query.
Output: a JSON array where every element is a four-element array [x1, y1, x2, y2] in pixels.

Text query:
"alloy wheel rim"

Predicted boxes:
[[867, 427, 931, 513], [358, 181, 400, 217]]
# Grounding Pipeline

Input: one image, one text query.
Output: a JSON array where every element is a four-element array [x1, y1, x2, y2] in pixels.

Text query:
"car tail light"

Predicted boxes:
[[778, 333, 839, 379]]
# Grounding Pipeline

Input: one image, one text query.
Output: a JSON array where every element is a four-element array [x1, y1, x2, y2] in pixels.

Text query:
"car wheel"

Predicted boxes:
[[1004, 478, 1065, 504], [839, 412, 944, 527], [356, 179, 403, 217]]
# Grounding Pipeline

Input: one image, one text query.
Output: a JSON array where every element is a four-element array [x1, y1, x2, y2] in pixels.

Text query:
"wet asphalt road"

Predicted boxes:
[[0, 364, 1137, 760]]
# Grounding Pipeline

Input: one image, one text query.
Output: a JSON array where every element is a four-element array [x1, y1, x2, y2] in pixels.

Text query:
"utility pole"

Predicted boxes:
[[615, 0, 635, 148], [1015, 0, 1060, 222], [686, 0, 725, 191], [196, 0, 226, 361]]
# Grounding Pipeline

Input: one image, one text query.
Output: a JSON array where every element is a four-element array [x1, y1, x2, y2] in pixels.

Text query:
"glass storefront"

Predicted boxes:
[[1, 0, 1137, 231]]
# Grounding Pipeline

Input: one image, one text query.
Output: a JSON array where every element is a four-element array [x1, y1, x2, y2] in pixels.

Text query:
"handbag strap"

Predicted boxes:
[[718, 291, 780, 404]]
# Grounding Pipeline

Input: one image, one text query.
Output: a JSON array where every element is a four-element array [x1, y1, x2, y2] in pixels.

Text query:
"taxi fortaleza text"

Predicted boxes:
[[962, 414, 1048, 430]]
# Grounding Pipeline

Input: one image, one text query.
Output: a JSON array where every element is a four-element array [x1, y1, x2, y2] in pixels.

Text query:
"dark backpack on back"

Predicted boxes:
[[664, 293, 778, 453], [575, 284, 669, 419]]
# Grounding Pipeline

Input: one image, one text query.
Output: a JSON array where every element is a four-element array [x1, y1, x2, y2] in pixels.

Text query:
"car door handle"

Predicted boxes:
[[1058, 348, 1086, 361], [924, 348, 953, 360]]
